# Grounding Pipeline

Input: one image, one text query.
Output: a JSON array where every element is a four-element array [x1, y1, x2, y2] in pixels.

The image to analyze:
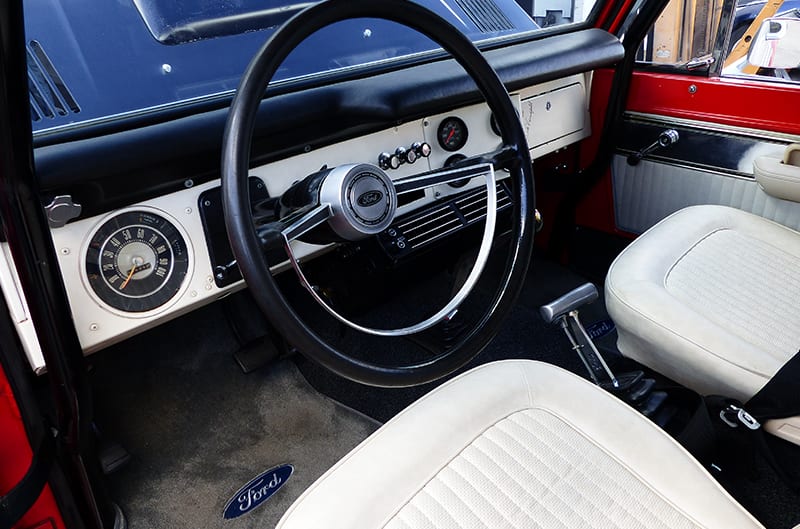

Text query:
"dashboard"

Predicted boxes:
[[0, 27, 625, 374]]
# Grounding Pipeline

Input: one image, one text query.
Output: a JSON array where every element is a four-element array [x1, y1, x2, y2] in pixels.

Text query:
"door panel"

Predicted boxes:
[[612, 155, 800, 233], [613, 112, 800, 234], [609, 70, 800, 234]]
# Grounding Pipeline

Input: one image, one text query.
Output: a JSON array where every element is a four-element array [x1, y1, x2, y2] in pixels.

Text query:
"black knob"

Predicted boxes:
[[412, 142, 431, 158], [396, 146, 413, 165], [379, 152, 401, 170]]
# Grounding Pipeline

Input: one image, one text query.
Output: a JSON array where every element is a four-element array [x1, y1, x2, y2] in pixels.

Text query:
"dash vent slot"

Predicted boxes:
[[454, 0, 515, 33], [381, 183, 512, 258], [27, 40, 79, 122]]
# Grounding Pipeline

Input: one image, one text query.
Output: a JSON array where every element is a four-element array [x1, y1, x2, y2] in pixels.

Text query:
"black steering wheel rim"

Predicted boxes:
[[222, 0, 535, 387]]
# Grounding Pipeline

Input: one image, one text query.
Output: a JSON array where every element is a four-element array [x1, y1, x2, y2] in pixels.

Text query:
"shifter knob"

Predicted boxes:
[[539, 283, 598, 324]]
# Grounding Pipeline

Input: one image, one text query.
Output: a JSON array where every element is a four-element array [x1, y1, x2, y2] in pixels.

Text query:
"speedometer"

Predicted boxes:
[[84, 210, 189, 313]]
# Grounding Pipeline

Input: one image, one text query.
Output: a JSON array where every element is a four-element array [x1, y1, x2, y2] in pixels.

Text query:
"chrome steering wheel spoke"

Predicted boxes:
[[284, 165, 499, 337], [393, 162, 495, 194]]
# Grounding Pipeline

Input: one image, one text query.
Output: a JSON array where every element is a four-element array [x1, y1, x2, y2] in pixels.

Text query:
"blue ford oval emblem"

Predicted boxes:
[[586, 319, 615, 340], [222, 464, 293, 519], [357, 190, 383, 207]]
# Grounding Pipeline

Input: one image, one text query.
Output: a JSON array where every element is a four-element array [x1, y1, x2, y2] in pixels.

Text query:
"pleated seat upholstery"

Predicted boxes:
[[277, 360, 763, 529]]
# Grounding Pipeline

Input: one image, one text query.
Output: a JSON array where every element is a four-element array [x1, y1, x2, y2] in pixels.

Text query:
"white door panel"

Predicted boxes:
[[612, 155, 800, 234]]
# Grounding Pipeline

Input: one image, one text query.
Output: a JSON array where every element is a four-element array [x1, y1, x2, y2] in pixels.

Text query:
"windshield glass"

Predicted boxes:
[[24, 0, 596, 136]]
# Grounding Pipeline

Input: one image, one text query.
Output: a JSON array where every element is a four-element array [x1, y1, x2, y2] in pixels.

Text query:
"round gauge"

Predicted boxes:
[[444, 154, 470, 188], [437, 116, 468, 152], [84, 210, 189, 313]]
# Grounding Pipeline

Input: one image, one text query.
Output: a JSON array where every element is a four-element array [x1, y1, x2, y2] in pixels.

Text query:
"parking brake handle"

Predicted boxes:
[[627, 129, 679, 166]]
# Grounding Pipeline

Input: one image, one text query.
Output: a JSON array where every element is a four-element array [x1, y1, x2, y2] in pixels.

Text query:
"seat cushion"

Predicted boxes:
[[606, 205, 800, 401], [277, 360, 762, 529]]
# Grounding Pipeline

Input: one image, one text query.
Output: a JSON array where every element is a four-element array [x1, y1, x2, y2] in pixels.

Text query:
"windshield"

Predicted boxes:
[[24, 0, 594, 136]]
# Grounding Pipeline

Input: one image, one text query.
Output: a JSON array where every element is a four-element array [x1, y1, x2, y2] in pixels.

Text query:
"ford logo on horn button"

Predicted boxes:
[[357, 190, 383, 207], [222, 464, 293, 519]]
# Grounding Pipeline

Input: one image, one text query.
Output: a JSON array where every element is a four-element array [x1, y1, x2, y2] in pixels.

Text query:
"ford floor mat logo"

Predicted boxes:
[[586, 319, 616, 340], [223, 464, 294, 519]]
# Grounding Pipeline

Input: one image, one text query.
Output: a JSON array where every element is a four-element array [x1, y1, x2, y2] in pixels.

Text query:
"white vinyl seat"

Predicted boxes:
[[278, 360, 762, 529], [605, 205, 800, 402], [606, 205, 800, 444]]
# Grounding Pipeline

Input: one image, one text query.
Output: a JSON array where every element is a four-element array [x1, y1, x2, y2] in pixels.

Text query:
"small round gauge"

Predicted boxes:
[[437, 116, 468, 152], [85, 210, 189, 313], [444, 154, 470, 188]]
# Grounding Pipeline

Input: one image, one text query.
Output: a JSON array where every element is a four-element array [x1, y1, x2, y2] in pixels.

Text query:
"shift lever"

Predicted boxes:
[[541, 284, 669, 419], [540, 283, 619, 388]]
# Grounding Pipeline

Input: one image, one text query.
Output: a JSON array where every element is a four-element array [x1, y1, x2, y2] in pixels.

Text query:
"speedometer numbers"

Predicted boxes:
[[85, 211, 189, 313]]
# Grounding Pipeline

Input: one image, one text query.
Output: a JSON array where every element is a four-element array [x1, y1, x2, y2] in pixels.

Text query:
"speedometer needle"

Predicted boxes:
[[119, 263, 151, 290], [120, 265, 137, 290]]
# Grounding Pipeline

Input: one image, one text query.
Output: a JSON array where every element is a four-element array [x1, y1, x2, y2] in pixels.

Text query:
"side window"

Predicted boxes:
[[636, 0, 725, 67], [638, 0, 800, 82]]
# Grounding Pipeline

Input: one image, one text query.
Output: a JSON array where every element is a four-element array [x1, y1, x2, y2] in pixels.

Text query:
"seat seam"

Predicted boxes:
[[276, 360, 530, 528], [662, 227, 730, 285], [607, 274, 775, 380], [378, 364, 533, 528], [376, 406, 533, 528], [500, 413, 680, 528], [505, 412, 686, 529], [526, 405, 758, 528]]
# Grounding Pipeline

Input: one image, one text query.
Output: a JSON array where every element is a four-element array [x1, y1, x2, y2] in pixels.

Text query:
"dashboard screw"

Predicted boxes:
[[688, 84, 697, 94], [184, 179, 194, 188], [60, 248, 70, 255], [89, 323, 99, 332], [185, 207, 192, 214]]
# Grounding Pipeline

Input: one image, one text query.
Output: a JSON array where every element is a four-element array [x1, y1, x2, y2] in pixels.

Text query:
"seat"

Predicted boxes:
[[605, 205, 800, 402], [277, 360, 762, 529]]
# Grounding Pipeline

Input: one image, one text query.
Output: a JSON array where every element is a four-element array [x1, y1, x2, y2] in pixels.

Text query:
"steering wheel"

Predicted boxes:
[[222, 0, 535, 387]]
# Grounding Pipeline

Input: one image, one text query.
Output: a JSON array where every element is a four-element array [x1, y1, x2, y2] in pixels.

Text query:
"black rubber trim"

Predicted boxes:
[[0, 434, 55, 529], [222, 0, 535, 387], [33, 28, 622, 220]]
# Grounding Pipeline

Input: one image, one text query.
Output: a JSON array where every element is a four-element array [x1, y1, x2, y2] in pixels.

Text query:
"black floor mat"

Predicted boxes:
[[89, 305, 378, 529], [293, 256, 616, 422]]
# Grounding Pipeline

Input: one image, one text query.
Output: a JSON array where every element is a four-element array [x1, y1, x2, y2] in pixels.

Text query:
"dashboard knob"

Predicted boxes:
[[412, 141, 431, 158], [379, 152, 401, 170], [399, 146, 417, 164], [396, 146, 414, 165]]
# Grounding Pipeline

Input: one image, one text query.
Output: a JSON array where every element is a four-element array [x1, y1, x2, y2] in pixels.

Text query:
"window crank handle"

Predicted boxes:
[[627, 129, 679, 166]]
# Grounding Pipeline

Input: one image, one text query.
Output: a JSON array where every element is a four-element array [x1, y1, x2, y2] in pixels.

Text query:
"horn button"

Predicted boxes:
[[320, 164, 397, 240]]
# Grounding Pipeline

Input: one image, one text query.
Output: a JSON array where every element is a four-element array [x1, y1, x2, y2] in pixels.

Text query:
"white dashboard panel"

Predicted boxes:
[[7, 74, 592, 372]]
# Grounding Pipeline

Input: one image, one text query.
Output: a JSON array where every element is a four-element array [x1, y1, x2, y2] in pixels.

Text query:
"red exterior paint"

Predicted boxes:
[[574, 68, 623, 236], [607, 0, 637, 33], [626, 71, 800, 135], [0, 364, 66, 529]]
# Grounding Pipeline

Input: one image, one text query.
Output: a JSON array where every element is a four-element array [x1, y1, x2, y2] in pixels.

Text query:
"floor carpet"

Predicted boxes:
[[89, 306, 378, 529]]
